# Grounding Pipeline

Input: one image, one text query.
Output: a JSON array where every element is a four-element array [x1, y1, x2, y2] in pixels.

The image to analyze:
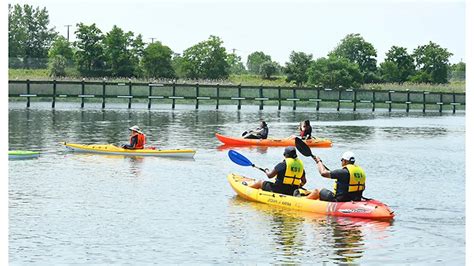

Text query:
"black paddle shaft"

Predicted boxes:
[[295, 138, 330, 171]]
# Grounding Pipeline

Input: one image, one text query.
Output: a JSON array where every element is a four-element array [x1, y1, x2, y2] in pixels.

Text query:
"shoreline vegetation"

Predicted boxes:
[[9, 69, 466, 94], [9, 4, 466, 95]]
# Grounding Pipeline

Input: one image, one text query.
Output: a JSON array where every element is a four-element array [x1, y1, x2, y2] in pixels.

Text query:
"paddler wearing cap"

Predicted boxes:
[[305, 151, 366, 202], [121, 125, 146, 150], [247, 146, 307, 196]]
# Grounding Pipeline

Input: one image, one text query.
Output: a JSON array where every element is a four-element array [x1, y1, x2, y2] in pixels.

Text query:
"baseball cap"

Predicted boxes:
[[341, 151, 355, 162], [284, 146, 297, 158]]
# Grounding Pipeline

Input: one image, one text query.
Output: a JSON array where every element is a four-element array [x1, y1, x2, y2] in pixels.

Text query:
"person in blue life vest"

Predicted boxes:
[[305, 151, 366, 202], [247, 146, 306, 196], [121, 125, 146, 150], [242, 121, 269, 139]]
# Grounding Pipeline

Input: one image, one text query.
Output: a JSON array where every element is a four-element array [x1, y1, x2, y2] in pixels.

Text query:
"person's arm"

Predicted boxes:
[[265, 168, 278, 178], [254, 127, 264, 135], [313, 156, 330, 178], [130, 135, 138, 149], [300, 171, 307, 186], [266, 161, 285, 178]]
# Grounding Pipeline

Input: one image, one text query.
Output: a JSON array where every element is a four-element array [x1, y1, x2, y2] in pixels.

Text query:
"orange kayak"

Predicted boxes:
[[215, 133, 332, 147]]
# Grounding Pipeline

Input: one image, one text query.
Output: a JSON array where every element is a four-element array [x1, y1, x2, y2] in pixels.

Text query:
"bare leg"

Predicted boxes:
[[306, 189, 320, 200], [249, 180, 263, 189]]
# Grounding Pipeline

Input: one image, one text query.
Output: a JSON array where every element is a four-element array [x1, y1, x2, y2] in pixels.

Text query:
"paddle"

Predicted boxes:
[[228, 150, 267, 173], [295, 137, 330, 171]]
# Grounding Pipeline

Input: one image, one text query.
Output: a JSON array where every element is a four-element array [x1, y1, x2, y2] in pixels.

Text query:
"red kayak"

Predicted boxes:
[[215, 133, 332, 147]]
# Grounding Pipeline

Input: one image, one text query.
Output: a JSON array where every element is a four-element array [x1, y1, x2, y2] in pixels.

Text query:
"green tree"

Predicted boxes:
[[48, 36, 73, 61], [8, 4, 57, 68], [284, 51, 313, 86], [130, 34, 145, 77], [103, 25, 137, 77], [259, 61, 279, 79], [449, 61, 465, 81], [227, 53, 246, 74], [329, 33, 378, 83], [246, 51, 272, 74], [48, 55, 67, 77], [171, 53, 186, 78], [74, 23, 105, 74], [181, 35, 230, 79], [411, 41, 452, 84], [379, 61, 399, 83], [307, 56, 363, 89], [380, 46, 415, 83], [142, 41, 175, 78]]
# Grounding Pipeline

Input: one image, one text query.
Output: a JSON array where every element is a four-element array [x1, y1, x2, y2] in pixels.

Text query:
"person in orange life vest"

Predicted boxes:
[[247, 146, 306, 196], [121, 125, 146, 149], [299, 120, 312, 140], [305, 151, 366, 202]]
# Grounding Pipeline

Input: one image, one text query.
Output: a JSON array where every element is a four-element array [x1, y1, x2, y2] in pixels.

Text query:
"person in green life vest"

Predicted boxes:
[[247, 146, 306, 196], [306, 151, 366, 201]]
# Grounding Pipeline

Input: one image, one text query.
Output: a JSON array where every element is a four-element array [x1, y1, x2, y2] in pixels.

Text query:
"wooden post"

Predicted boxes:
[[81, 79, 85, 108], [128, 80, 132, 109], [259, 85, 264, 110], [337, 87, 342, 111], [315, 87, 320, 111], [216, 84, 220, 110], [278, 87, 281, 110], [353, 89, 357, 111], [292, 88, 297, 110], [237, 84, 242, 110], [422, 92, 427, 113], [195, 83, 199, 109], [406, 89, 410, 113], [52, 80, 56, 108], [101, 79, 106, 109], [372, 90, 376, 112], [439, 93, 443, 113], [452, 93, 456, 114], [172, 82, 176, 109], [26, 79, 30, 108], [148, 84, 152, 109], [388, 91, 392, 112]]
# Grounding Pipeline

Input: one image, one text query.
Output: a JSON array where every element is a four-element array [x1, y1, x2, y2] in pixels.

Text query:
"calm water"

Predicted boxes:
[[8, 102, 465, 264]]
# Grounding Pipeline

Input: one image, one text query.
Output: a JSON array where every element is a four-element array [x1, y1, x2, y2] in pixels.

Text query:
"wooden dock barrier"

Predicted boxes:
[[8, 80, 465, 113]]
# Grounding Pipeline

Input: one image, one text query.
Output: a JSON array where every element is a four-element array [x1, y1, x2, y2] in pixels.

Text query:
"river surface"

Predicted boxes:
[[8, 102, 465, 264]]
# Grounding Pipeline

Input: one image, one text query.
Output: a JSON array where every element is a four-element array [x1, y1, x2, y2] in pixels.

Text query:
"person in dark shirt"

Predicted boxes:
[[306, 151, 366, 202], [243, 121, 269, 139], [299, 120, 312, 140], [247, 146, 306, 196]]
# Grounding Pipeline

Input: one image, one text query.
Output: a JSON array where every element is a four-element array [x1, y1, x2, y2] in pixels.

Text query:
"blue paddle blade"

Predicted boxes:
[[228, 150, 253, 167]]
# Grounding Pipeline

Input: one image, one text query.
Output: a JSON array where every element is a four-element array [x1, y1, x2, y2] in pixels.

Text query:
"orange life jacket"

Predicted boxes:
[[130, 133, 146, 149]]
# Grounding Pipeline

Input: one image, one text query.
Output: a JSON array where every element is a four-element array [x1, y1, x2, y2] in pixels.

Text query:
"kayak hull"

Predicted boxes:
[[8, 150, 40, 160], [227, 173, 394, 220], [216, 133, 332, 147], [64, 143, 196, 158]]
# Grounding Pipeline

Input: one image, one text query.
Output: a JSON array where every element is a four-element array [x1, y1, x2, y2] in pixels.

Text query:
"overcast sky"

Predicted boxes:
[[7, 0, 466, 65]]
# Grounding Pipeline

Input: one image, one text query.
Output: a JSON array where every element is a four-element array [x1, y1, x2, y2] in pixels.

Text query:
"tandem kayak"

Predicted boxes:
[[63, 143, 196, 158], [215, 133, 332, 147], [227, 173, 394, 220], [8, 150, 40, 160]]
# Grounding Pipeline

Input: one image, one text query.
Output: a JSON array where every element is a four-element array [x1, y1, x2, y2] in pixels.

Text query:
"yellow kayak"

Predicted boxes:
[[227, 173, 394, 220], [63, 143, 196, 158]]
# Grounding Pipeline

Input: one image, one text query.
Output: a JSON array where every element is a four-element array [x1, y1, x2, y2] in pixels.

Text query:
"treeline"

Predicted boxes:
[[9, 4, 466, 88]]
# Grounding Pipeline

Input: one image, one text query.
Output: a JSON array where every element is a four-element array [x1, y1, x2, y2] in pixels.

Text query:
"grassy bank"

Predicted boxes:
[[9, 68, 466, 93]]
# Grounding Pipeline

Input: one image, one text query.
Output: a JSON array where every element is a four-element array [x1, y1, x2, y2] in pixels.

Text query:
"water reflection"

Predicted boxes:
[[217, 145, 269, 154], [227, 197, 392, 264]]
